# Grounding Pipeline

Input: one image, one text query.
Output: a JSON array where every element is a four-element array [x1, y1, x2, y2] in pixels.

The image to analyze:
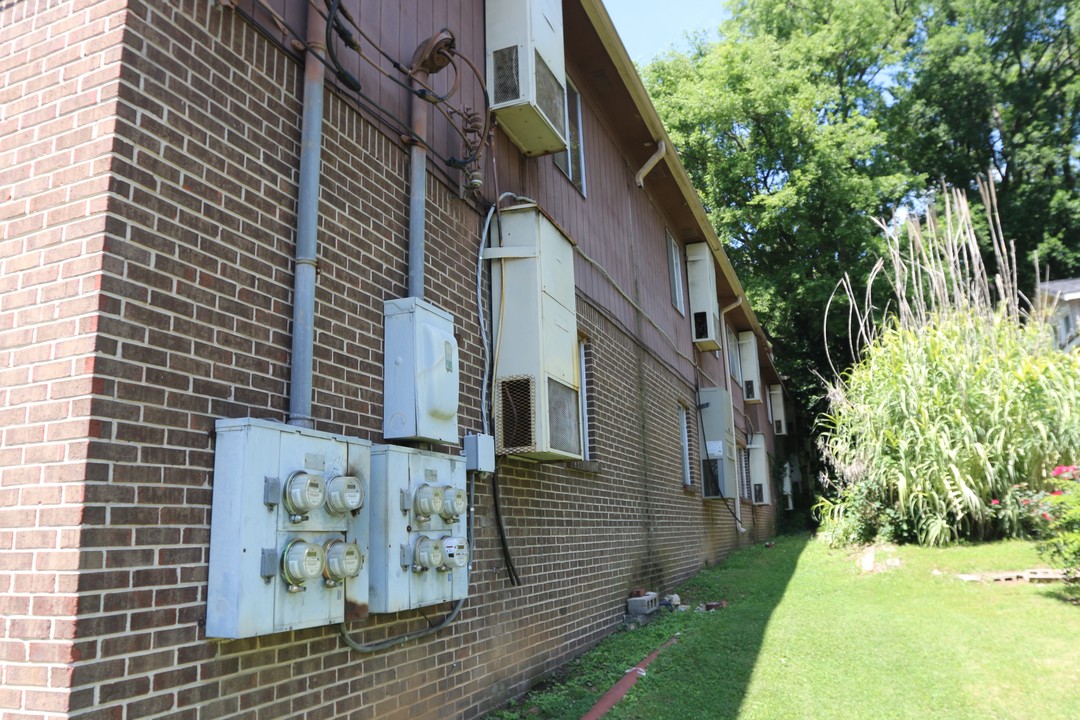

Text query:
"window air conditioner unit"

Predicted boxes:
[[768, 384, 786, 435], [488, 204, 582, 461], [486, 0, 567, 156], [686, 243, 721, 351], [738, 331, 761, 402], [748, 434, 770, 505], [698, 386, 737, 499]]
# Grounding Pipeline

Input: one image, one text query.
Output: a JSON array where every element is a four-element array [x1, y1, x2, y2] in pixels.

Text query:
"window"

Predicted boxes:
[[678, 406, 692, 487], [738, 446, 752, 500], [667, 230, 684, 314], [726, 324, 742, 386], [554, 81, 585, 194], [578, 338, 593, 461]]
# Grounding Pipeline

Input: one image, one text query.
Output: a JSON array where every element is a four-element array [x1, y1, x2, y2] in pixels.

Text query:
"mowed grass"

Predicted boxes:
[[487, 535, 1080, 720]]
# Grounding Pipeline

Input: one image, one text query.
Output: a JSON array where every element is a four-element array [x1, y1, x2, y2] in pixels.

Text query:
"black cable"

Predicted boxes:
[[490, 471, 522, 585], [325, 0, 362, 91]]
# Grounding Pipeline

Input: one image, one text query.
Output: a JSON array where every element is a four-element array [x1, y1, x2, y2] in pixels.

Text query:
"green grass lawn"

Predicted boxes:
[[486, 535, 1080, 720]]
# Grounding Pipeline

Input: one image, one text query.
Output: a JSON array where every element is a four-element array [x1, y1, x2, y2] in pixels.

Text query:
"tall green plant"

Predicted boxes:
[[816, 184, 1080, 546]]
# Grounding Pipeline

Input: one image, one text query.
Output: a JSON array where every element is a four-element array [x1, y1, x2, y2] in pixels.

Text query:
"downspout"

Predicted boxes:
[[407, 68, 429, 299], [634, 140, 666, 188], [288, 5, 327, 429], [720, 296, 745, 532]]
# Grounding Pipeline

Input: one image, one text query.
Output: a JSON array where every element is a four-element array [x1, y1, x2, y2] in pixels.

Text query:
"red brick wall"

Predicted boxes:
[[1, 2, 777, 718], [1, 1, 129, 717]]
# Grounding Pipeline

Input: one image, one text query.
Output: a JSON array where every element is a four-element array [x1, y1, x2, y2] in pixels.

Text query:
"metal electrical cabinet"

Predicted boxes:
[[206, 418, 371, 639], [382, 297, 460, 445], [368, 445, 469, 613]]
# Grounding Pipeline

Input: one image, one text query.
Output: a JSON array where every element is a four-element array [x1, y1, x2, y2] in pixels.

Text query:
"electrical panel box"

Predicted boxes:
[[698, 386, 737, 499], [464, 433, 496, 473], [368, 445, 469, 613], [749, 434, 771, 505], [686, 243, 721, 351], [207, 418, 370, 639], [768, 384, 786, 435], [486, 0, 567, 155], [489, 204, 582, 461], [383, 297, 460, 445], [738, 331, 762, 402]]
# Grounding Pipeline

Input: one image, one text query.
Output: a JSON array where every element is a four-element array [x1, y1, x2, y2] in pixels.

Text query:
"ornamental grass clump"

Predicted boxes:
[[816, 181, 1080, 546]]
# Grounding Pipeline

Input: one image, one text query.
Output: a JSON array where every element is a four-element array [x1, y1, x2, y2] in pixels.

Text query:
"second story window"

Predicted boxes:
[[667, 230, 684, 315], [554, 81, 585, 194]]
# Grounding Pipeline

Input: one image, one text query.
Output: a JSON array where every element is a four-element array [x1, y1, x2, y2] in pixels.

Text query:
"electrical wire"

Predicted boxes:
[[338, 465, 476, 652], [694, 382, 746, 531]]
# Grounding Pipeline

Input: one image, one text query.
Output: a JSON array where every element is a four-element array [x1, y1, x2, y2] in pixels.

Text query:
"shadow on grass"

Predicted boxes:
[[619, 533, 811, 720], [485, 534, 811, 720]]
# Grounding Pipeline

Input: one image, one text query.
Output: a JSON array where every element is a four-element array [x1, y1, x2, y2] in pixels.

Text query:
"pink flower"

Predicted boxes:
[[1042, 513, 1052, 521], [1021, 499, 1030, 505], [1052, 465, 1078, 477], [1051, 490, 1064, 496], [990, 499, 1000, 505]]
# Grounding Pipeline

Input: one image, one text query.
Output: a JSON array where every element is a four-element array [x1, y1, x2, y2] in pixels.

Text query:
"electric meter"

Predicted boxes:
[[440, 536, 469, 569], [281, 539, 325, 590], [323, 539, 364, 582], [439, 486, 467, 521], [282, 472, 326, 521], [412, 536, 443, 571], [325, 475, 364, 515], [412, 484, 444, 520]]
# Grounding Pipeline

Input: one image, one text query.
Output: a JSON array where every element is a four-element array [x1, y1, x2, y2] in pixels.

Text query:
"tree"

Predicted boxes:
[[890, 0, 1080, 288], [641, 1, 917, 413]]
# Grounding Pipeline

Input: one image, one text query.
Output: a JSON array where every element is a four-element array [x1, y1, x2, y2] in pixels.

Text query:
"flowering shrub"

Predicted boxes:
[[1034, 465, 1080, 590]]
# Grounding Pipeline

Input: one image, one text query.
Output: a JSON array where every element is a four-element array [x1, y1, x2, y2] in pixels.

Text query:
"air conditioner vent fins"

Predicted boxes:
[[493, 46, 520, 103], [547, 378, 580, 456], [534, 51, 566, 138]]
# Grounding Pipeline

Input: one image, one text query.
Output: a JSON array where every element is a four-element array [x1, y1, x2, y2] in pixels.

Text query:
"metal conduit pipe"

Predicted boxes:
[[407, 69, 430, 299], [720, 296, 747, 533], [287, 4, 327, 429]]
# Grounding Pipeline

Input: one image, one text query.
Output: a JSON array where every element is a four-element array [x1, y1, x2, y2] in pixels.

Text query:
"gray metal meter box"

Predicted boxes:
[[368, 445, 469, 613], [206, 418, 370, 639], [382, 297, 460, 445]]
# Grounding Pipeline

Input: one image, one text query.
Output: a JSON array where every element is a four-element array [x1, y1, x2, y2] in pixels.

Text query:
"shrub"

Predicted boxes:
[[1037, 466, 1080, 587], [816, 184, 1080, 546]]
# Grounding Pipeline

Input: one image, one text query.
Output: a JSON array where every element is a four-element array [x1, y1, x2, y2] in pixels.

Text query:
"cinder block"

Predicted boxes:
[[627, 591, 658, 616]]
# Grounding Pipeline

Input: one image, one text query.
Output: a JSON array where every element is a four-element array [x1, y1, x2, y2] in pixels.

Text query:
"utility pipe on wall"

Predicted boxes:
[[634, 140, 666, 188], [407, 68, 430, 300], [288, 4, 327, 429], [720, 296, 747, 532]]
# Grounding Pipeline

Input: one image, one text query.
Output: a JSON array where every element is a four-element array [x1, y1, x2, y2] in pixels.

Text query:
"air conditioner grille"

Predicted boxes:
[[753, 483, 765, 504], [496, 375, 535, 453], [744, 379, 756, 400], [493, 46, 521, 104], [534, 50, 566, 138], [547, 377, 580, 455]]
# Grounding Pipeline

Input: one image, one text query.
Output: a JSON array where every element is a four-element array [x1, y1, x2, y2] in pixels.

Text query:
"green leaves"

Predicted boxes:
[[817, 190, 1080, 546]]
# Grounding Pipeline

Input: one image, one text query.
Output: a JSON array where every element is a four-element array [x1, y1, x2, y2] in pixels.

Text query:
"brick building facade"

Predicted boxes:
[[1, 1, 790, 718]]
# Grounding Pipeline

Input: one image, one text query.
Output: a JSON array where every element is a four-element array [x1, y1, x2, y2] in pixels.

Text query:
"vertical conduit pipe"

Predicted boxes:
[[407, 70, 430, 299], [288, 5, 327, 429]]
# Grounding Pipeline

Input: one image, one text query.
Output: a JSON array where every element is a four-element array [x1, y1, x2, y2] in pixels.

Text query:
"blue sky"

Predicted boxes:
[[602, 0, 730, 64]]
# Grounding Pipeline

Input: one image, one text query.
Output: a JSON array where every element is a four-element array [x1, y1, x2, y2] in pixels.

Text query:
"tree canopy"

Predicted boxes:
[[641, 0, 1080, 415]]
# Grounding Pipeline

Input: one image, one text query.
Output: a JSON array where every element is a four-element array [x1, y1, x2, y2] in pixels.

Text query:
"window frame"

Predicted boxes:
[[554, 80, 585, 194], [667, 230, 685, 315], [678, 405, 692, 487], [578, 337, 592, 461]]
